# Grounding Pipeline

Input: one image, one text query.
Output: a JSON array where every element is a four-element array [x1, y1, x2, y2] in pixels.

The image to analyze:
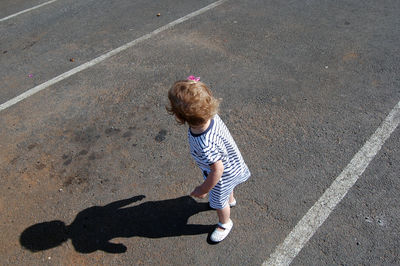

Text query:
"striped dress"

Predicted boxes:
[[188, 114, 250, 209]]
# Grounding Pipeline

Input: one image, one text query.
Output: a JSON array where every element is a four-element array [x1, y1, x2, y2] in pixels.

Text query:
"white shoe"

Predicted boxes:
[[210, 219, 233, 242]]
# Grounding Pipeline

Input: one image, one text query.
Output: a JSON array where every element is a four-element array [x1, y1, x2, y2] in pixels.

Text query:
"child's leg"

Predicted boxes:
[[216, 204, 231, 225], [229, 191, 235, 204]]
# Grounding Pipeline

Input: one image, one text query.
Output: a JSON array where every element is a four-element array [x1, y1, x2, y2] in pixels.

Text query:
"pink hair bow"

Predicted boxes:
[[187, 75, 200, 82]]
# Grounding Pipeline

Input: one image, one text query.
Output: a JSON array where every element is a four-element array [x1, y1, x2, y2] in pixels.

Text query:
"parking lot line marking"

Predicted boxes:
[[0, 0, 59, 22], [263, 100, 400, 266], [0, 0, 227, 112]]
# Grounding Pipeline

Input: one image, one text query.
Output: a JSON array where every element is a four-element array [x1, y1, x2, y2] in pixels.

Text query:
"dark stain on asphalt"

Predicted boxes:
[[10, 157, 19, 165], [79, 150, 88, 156], [73, 128, 99, 144], [88, 153, 96, 160], [63, 159, 72, 166], [28, 143, 37, 150], [64, 177, 73, 187], [155, 130, 167, 142], [22, 41, 37, 50], [105, 127, 121, 135], [122, 131, 132, 138], [63, 168, 90, 187], [64, 176, 86, 186], [35, 162, 46, 170]]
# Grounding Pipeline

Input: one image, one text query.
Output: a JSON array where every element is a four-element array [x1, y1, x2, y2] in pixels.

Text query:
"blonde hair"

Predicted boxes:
[[167, 80, 220, 126]]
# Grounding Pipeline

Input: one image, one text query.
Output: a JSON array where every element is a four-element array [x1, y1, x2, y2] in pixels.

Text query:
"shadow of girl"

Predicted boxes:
[[20, 195, 214, 253]]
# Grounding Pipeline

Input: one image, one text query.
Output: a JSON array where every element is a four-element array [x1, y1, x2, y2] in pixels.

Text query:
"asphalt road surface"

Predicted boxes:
[[1, 0, 399, 265]]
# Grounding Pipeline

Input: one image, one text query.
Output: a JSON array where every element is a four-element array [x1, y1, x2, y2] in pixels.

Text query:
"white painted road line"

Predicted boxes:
[[0, 0, 59, 22], [263, 100, 400, 266], [0, 0, 228, 112]]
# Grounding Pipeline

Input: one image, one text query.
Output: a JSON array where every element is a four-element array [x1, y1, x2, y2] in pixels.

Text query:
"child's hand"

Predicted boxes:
[[190, 186, 207, 199]]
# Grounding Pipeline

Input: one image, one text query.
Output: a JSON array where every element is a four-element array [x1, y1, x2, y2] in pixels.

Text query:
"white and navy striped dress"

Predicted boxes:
[[188, 114, 250, 209]]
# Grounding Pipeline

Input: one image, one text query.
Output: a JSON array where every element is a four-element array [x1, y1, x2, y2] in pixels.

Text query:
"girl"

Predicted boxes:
[[167, 76, 250, 242]]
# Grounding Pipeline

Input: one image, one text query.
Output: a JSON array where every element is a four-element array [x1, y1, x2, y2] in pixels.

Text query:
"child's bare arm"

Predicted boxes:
[[190, 160, 224, 198]]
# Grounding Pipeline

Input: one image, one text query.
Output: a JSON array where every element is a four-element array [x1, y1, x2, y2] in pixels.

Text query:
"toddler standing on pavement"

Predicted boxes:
[[167, 76, 250, 242]]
